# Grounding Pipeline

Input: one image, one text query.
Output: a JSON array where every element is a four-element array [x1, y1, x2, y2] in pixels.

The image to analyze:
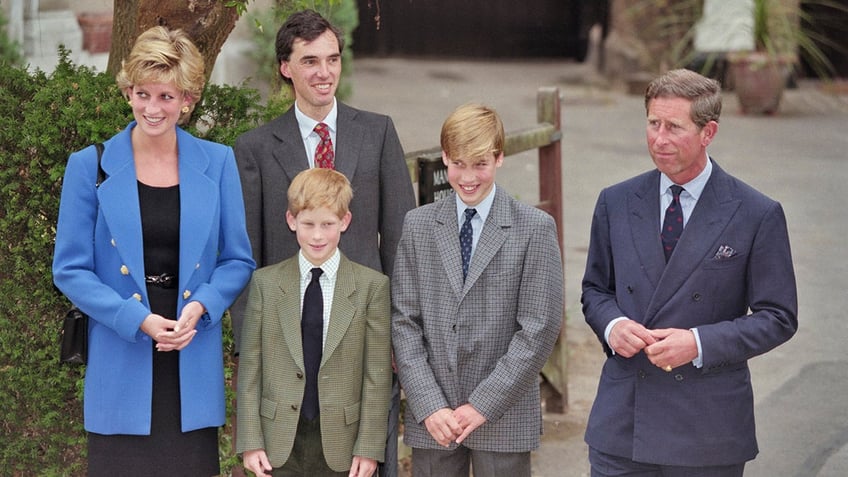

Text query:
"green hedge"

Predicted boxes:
[[0, 49, 288, 475]]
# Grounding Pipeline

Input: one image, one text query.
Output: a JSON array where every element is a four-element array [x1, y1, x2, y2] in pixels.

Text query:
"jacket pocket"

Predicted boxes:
[[344, 401, 361, 425], [702, 252, 747, 270], [260, 397, 278, 420]]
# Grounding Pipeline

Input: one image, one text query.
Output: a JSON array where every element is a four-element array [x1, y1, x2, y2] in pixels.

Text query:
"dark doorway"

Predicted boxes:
[[353, 1, 609, 60]]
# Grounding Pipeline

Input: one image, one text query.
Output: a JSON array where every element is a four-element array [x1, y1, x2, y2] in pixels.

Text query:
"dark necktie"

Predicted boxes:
[[301, 267, 323, 420], [460, 208, 477, 281], [661, 185, 685, 261], [313, 122, 335, 169]]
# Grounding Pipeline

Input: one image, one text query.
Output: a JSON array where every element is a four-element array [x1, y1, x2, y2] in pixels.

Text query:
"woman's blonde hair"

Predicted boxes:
[[287, 168, 353, 218], [116, 26, 205, 105]]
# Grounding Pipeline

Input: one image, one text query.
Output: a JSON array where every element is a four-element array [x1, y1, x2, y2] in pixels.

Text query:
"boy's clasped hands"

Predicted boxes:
[[424, 404, 488, 447]]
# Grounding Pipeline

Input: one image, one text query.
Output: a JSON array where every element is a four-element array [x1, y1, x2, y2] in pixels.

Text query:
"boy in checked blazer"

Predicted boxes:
[[391, 104, 564, 476], [237, 168, 392, 477]]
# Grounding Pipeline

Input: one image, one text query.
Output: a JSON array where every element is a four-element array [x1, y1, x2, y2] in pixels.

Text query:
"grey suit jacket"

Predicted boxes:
[[392, 187, 563, 452], [231, 102, 415, 350], [581, 160, 798, 467], [236, 253, 392, 471]]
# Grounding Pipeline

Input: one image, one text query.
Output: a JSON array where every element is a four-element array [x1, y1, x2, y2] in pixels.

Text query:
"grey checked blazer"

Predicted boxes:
[[392, 187, 563, 452]]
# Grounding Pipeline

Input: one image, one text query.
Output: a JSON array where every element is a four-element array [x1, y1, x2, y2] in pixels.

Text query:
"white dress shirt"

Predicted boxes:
[[294, 99, 338, 168]]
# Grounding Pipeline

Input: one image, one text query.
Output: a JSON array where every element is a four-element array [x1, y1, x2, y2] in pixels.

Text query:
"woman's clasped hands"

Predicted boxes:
[[140, 301, 205, 351]]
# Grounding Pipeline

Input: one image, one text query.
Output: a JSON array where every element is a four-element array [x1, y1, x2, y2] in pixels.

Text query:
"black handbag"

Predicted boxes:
[[60, 307, 88, 365], [58, 143, 106, 366]]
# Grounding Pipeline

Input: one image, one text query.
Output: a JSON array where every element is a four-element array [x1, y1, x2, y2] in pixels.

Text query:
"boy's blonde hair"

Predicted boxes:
[[287, 168, 353, 218], [116, 26, 205, 106], [440, 103, 505, 160]]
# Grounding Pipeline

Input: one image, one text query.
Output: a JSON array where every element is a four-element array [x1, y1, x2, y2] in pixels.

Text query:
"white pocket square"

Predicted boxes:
[[714, 245, 736, 259]]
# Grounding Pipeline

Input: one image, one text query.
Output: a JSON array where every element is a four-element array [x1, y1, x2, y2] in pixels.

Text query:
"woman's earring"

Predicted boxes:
[[127, 101, 132, 107], [181, 106, 190, 114]]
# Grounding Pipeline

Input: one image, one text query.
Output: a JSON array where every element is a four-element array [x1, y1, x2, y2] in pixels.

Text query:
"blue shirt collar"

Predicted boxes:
[[454, 184, 496, 226], [659, 154, 712, 200]]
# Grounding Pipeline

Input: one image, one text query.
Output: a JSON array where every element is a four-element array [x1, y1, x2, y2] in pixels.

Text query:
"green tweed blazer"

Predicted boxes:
[[237, 253, 392, 471]]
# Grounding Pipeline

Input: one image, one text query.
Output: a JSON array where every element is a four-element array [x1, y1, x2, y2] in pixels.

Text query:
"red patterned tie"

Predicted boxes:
[[313, 122, 335, 169]]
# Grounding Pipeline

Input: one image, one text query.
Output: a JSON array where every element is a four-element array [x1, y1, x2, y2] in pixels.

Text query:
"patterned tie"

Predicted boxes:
[[661, 185, 685, 261], [301, 267, 323, 420], [313, 122, 335, 169], [460, 208, 477, 281]]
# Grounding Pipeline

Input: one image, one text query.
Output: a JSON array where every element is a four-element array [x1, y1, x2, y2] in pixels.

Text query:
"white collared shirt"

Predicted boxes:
[[298, 248, 340, 349], [294, 99, 338, 168], [453, 184, 497, 261]]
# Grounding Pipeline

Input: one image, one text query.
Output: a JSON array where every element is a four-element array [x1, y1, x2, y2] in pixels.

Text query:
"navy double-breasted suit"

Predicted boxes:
[[582, 160, 798, 466]]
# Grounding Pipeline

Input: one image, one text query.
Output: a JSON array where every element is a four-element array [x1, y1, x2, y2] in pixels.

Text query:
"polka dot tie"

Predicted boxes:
[[661, 185, 685, 262], [313, 122, 335, 169], [460, 208, 477, 281]]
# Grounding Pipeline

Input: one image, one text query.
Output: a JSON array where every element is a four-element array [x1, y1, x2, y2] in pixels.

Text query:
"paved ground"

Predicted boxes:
[[347, 58, 848, 477]]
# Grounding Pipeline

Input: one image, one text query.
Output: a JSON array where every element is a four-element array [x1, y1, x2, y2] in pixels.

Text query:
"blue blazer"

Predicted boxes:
[[581, 160, 797, 466], [53, 122, 255, 435]]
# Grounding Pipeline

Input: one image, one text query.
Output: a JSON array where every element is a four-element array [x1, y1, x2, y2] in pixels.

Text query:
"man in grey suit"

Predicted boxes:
[[231, 10, 415, 477], [392, 104, 563, 476], [582, 69, 798, 476]]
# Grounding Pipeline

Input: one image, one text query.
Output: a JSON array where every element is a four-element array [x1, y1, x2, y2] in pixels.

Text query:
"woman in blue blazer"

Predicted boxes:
[[52, 27, 255, 476]]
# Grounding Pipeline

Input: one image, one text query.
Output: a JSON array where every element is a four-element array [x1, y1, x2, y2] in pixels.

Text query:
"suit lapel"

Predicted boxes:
[[271, 109, 310, 182], [322, 256, 357, 367], [98, 126, 146, 296], [276, 260, 306, 371], [463, 188, 509, 292], [433, 197, 466, 298], [645, 162, 742, 323], [627, 171, 665, 289], [175, 129, 216, 293], [333, 103, 362, 180]]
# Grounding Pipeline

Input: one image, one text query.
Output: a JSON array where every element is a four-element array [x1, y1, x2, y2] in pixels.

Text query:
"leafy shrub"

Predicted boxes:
[[0, 48, 288, 474]]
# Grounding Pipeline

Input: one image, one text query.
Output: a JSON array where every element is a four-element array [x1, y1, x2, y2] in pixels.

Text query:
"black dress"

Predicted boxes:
[[87, 182, 219, 476]]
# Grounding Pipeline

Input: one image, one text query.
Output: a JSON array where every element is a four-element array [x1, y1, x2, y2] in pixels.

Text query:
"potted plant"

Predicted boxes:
[[727, 0, 848, 114], [620, 0, 847, 113]]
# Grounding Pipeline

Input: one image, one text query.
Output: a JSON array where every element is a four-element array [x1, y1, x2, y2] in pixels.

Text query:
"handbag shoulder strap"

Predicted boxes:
[[94, 143, 106, 187]]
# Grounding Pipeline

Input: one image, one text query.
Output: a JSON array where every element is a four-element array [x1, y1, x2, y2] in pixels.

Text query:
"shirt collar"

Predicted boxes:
[[298, 248, 340, 280], [660, 154, 713, 200], [454, 184, 496, 225], [294, 99, 338, 141]]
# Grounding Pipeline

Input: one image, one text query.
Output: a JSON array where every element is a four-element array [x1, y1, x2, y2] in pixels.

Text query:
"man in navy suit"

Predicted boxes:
[[581, 69, 798, 476]]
